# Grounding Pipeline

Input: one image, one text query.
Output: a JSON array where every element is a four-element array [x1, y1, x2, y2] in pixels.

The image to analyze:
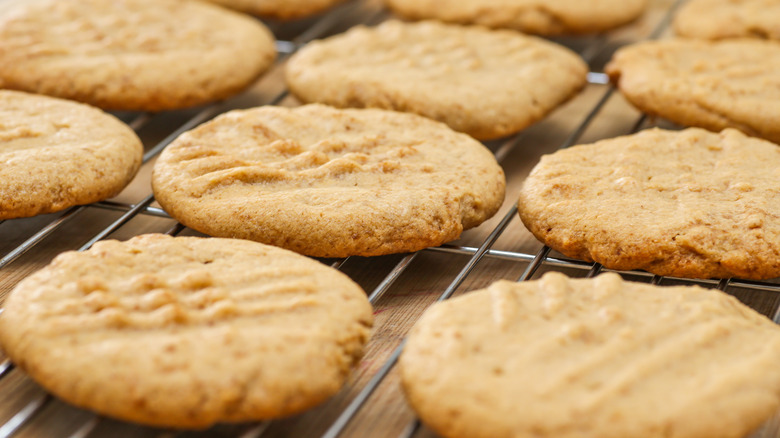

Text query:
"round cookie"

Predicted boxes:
[[606, 38, 780, 144], [0, 234, 374, 428], [202, 0, 346, 20], [383, 0, 649, 35], [0, 0, 276, 111], [286, 20, 588, 140], [152, 104, 506, 258], [674, 0, 780, 40], [400, 272, 780, 438], [0, 90, 142, 220], [517, 128, 780, 280]]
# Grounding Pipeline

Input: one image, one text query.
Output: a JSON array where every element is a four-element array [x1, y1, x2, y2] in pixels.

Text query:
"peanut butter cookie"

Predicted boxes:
[[383, 0, 648, 35], [606, 38, 780, 143], [0, 0, 276, 111], [286, 20, 587, 140], [152, 104, 506, 257], [674, 0, 780, 40], [518, 128, 780, 279], [203, 0, 346, 20], [0, 90, 142, 219], [401, 272, 780, 438], [0, 234, 373, 428]]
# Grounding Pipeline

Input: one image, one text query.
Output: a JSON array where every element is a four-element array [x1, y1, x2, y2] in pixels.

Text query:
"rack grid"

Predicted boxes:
[[0, 0, 778, 437]]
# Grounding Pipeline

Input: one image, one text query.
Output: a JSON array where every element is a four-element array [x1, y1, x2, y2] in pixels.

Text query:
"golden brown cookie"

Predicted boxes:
[[0, 90, 142, 220], [152, 104, 506, 257], [202, 0, 346, 20], [0, 234, 373, 428], [383, 0, 649, 35], [674, 0, 780, 40], [401, 272, 780, 438], [606, 38, 780, 144], [286, 20, 588, 140], [517, 128, 780, 280], [0, 0, 276, 111]]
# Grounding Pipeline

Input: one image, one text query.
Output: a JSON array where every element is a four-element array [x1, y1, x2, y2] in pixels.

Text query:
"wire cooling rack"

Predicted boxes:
[[0, 0, 778, 437]]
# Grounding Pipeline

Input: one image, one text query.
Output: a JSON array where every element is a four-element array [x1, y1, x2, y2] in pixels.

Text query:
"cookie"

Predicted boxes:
[[202, 0, 346, 20], [674, 0, 780, 40], [606, 38, 780, 144], [401, 272, 780, 438], [0, 0, 276, 111], [517, 128, 780, 280], [0, 234, 373, 428], [286, 20, 588, 140], [152, 104, 506, 258], [0, 90, 142, 220], [383, 0, 648, 35]]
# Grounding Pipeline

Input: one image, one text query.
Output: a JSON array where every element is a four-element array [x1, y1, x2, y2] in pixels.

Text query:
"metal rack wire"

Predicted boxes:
[[0, 0, 779, 437]]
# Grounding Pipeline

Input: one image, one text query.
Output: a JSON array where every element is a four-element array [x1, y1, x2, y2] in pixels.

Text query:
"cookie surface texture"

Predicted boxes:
[[286, 20, 587, 140], [606, 38, 780, 143], [400, 272, 780, 438], [202, 0, 346, 19], [517, 128, 780, 279], [674, 0, 780, 40], [0, 234, 374, 428], [152, 104, 506, 257], [0, 0, 276, 111], [383, 0, 648, 35], [0, 90, 142, 219]]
